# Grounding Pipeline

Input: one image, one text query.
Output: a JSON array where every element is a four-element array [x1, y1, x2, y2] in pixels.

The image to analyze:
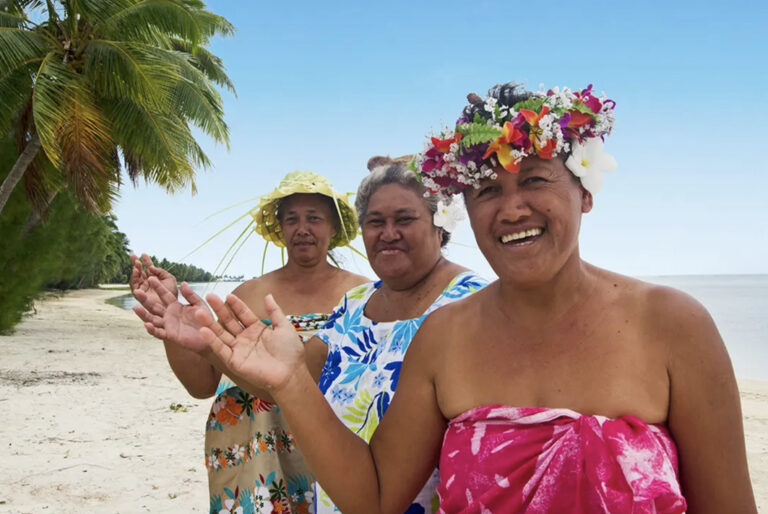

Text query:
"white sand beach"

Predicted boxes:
[[0, 288, 766, 512]]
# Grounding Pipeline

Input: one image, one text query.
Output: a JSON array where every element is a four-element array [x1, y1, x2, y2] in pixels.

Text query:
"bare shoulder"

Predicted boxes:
[[231, 274, 278, 316], [338, 270, 370, 289], [419, 281, 489, 342], [596, 268, 720, 355]]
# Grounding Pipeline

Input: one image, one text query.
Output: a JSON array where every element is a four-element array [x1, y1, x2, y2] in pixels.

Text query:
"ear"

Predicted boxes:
[[580, 186, 594, 214]]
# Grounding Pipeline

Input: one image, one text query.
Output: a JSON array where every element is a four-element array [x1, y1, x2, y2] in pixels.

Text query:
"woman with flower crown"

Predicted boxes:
[[198, 83, 757, 513]]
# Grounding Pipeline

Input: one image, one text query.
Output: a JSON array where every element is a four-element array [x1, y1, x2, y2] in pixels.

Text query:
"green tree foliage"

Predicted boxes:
[[150, 256, 214, 283], [0, 0, 235, 216]]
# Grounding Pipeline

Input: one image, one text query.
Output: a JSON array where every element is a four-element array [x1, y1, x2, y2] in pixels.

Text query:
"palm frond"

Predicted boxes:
[[57, 84, 116, 211], [23, 145, 62, 214], [167, 55, 229, 145], [0, 10, 26, 26], [168, 37, 234, 93], [95, 0, 203, 46], [0, 0, 43, 16], [0, 61, 35, 135], [103, 97, 199, 192], [83, 39, 177, 106], [190, 8, 234, 40], [0, 26, 46, 75], [31, 53, 73, 167]]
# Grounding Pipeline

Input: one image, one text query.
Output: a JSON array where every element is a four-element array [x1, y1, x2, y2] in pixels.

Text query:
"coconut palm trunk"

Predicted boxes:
[[0, 134, 41, 215]]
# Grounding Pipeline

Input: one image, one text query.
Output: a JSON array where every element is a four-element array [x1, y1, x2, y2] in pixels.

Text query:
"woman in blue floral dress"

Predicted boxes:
[[198, 156, 487, 513]]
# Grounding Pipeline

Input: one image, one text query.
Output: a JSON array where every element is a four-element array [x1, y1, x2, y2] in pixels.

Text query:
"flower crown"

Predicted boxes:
[[410, 84, 617, 200]]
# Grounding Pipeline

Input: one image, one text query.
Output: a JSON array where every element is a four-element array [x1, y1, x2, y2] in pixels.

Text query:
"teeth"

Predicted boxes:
[[500, 228, 543, 243]]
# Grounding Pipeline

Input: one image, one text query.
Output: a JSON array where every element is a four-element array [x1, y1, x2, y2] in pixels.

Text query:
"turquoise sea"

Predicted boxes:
[[109, 274, 768, 380]]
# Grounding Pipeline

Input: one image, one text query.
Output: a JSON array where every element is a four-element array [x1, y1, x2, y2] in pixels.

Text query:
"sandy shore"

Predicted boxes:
[[1, 288, 766, 512]]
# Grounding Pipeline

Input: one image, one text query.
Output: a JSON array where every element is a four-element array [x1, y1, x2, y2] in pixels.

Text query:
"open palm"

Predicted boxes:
[[131, 254, 209, 353], [199, 294, 306, 392]]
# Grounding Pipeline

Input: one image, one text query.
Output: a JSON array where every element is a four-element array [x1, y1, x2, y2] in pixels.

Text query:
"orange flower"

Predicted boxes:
[[482, 122, 524, 173], [520, 106, 555, 158], [567, 110, 593, 128], [215, 396, 243, 426], [431, 133, 462, 154]]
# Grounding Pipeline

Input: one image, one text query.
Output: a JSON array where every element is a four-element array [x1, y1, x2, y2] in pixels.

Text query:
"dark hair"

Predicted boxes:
[[356, 159, 450, 247], [459, 82, 533, 123]]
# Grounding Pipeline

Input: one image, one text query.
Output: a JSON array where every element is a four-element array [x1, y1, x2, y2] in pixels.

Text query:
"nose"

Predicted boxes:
[[380, 220, 401, 242], [295, 218, 311, 235], [498, 188, 532, 223]]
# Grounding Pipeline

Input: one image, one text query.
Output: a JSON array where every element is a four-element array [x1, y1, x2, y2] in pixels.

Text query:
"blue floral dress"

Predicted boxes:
[[312, 272, 488, 513]]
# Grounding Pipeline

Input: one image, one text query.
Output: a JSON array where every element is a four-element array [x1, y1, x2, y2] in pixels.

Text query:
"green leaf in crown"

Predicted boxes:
[[512, 96, 547, 114], [457, 121, 503, 148]]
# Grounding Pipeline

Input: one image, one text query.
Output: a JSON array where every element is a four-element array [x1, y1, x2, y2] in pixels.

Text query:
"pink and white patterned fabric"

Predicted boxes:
[[437, 406, 686, 513]]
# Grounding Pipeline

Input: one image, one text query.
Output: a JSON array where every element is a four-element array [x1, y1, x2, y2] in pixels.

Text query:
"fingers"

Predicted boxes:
[[129, 254, 148, 292], [132, 305, 164, 328], [148, 276, 179, 307], [144, 323, 166, 340], [225, 294, 261, 328], [200, 326, 232, 362], [133, 288, 166, 317], [264, 294, 291, 331], [195, 301, 236, 347], [179, 282, 205, 306], [140, 253, 155, 269], [206, 293, 245, 337]]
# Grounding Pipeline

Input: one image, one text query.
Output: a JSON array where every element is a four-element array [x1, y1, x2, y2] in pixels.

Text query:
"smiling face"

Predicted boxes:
[[464, 156, 593, 285], [279, 193, 338, 266], [361, 183, 443, 289]]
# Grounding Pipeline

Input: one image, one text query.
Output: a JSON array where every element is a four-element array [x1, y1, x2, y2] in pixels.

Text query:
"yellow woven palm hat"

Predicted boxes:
[[250, 170, 358, 249]]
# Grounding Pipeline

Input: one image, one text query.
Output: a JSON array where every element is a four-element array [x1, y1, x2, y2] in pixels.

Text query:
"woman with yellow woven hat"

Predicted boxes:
[[130, 170, 368, 513]]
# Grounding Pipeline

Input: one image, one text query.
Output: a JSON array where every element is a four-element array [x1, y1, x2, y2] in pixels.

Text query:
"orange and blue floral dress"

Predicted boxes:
[[205, 313, 329, 514]]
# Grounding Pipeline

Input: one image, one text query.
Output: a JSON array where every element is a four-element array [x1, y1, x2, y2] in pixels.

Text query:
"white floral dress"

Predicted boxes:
[[313, 272, 488, 513]]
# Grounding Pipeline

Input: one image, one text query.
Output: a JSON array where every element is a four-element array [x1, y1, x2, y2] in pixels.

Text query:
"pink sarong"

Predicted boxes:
[[437, 406, 686, 513]]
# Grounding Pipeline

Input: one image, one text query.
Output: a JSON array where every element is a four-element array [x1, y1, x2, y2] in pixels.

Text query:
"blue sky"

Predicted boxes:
[[113, 0, 768, 279]]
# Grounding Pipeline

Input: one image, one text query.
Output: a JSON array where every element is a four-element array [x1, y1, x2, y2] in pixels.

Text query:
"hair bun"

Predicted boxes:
[[366, 154, 413, 172]]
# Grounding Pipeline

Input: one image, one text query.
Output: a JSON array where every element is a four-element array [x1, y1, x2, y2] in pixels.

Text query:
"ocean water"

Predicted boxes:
[[639, 274, 768, 381], [109, 274, 768, 380]]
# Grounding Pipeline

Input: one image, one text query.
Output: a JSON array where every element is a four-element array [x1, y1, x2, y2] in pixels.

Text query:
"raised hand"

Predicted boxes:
[[129, 254, 177, 312], [133, 278, 211, 353], [199, 294, 305, 392]]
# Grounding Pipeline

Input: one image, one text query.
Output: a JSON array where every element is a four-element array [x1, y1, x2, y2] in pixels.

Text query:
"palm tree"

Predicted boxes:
[[0, 0, 235, 216]]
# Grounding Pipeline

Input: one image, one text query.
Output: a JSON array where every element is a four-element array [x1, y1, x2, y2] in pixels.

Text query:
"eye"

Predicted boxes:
[[283, 216, 298, 224], [396, 216, 415, 225], [521, 176, 548, 186], [365, 218, 384, 227], [476, 184, 499, 197], [309, 215, 323, 222]]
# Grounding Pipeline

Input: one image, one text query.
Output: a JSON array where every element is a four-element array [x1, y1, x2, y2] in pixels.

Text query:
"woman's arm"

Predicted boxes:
[[662, 289, 757, 512], [202, 295, 446, 514]]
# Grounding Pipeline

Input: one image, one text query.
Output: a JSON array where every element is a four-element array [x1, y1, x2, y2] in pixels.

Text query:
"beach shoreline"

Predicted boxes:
[[0, 288, 766, 512]]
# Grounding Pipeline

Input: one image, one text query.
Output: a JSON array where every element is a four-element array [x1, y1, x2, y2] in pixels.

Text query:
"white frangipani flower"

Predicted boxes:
[[565, 138, 617, 195], [433, 198, 466, 232]]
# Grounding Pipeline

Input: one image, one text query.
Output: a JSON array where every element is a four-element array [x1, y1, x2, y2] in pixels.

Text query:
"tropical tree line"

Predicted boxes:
[[0, 132, 216, 334], [0, 0, 234, 333]]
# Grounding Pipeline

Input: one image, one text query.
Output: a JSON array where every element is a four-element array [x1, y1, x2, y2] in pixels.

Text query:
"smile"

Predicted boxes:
[[499, 227, 544, 245]]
